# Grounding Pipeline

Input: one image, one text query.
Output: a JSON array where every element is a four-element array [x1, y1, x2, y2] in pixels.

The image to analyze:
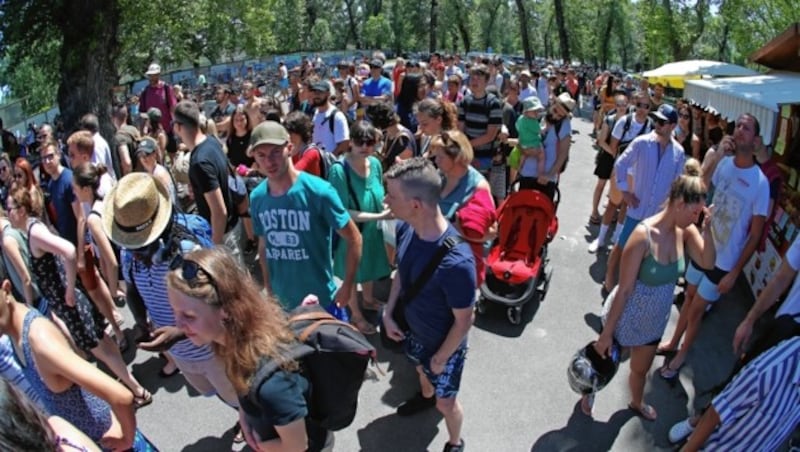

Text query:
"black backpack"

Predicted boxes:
[[247, 304, 375, 431]]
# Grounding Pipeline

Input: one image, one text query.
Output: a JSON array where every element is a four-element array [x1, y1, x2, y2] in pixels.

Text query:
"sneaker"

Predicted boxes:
[[397, 392, 436, 416], [443, 439, 464, 452], [588, 238, 603, 254], [668, 418, 695, 444]]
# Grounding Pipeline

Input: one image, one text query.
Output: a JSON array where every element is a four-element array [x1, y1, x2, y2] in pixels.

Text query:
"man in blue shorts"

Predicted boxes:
[[382, 158, 475, 452]]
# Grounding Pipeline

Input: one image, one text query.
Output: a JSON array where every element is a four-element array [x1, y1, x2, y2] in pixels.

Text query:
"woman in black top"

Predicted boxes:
[[226, 105, 254, 170]]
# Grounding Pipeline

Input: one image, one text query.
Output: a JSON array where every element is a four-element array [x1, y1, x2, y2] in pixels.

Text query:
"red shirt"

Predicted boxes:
[[292, 145, 322, 177], [393, 66, 406, 98], [139, 81, 176, 131]]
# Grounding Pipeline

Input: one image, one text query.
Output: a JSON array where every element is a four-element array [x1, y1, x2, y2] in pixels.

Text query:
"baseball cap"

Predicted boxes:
[[248, 121, 289, 156], [369, 58, 383, 68], [135, 137, 158, 157], [309, 80, 331, 92], [650, 104, 678, 124]]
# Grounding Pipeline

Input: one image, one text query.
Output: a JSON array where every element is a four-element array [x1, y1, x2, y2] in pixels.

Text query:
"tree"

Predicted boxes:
[[430, 0, 439, 52], [363, 14, 394, 49], [553, 0, 570, 62], [515, 0, 533, 63], [309, 19, 335, 51]]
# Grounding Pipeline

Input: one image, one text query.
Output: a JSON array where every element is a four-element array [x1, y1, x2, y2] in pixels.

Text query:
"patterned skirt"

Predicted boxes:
[[601, 281, 675, 347]]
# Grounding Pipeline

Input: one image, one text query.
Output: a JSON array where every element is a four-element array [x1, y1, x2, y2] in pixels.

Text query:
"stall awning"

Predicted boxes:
[[684, 73, 800, 145], [642, 60, 759, 89]]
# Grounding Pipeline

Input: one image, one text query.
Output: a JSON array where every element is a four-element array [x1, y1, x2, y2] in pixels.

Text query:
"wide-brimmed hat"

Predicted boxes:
[[145, 63, 161, 76], [522, 97, 544, 113], [556, 92, 576, 112], [103, 173, 172, 249]]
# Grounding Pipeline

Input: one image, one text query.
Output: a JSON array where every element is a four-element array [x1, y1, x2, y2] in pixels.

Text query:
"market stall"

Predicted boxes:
[[685, 73, 800, 296]]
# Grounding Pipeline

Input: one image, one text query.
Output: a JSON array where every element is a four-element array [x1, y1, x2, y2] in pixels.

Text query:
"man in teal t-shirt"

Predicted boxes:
[[247, 121, 362, 310]]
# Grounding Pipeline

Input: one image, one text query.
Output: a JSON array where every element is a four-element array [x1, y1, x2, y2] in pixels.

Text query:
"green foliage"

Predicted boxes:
[[309, 19, 335, 51], [363, 14, 394, 49], [0, 42, 60, 115]]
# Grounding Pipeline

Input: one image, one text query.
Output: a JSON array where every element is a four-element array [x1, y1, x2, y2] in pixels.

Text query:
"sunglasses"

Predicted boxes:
[[653, 118, 667, 127], [636, 102, 651, 109], [170, 254, 221, 298], [616, 102, 628, 108], [679, 113, 691, 119], [353, 139, 377, 147]]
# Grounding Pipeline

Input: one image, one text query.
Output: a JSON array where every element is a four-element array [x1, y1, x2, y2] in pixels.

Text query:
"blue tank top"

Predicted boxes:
[[17, 310, 112, 442]]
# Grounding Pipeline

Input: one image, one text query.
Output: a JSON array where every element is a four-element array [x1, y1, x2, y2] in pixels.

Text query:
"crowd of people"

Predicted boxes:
[[0, 49, 796, 452]]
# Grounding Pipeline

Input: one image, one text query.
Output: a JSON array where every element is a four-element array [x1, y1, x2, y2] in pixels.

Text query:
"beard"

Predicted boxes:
[[545, 111, 562, 125], [311, 96, 328, 107]]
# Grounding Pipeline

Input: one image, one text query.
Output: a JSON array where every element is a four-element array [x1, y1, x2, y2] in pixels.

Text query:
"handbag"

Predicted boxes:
[[380, 235, 464, 351]]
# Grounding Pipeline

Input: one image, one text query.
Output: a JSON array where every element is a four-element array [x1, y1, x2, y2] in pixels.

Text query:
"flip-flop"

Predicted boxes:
[[659, 360, 684, 380], [628, 402, 657, 421], [133, 388, 153, 409], [351, 318, 377, 335], [589, 214, 601, 225]]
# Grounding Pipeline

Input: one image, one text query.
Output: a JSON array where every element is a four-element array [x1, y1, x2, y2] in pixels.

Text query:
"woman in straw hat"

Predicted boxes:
[[6, 187, 152, 408]]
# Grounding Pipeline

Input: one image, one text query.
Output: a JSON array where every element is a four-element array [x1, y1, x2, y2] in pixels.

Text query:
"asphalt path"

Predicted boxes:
[[128, 102, 759, 451]]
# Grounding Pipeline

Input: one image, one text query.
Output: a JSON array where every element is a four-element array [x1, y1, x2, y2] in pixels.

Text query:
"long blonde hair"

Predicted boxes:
[[166, 247, 297, 394]]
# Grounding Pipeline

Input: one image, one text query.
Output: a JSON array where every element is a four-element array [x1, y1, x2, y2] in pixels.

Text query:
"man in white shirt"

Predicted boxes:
[[310, 81, 350, 156], [79, 113, 117, 182]]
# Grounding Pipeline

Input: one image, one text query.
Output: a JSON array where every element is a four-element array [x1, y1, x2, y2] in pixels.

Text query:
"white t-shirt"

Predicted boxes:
[[312, 107, 350, 153], [279, 65, 288, 80], [611, 114, 651, 144], [710, 156, 770, 271], [776, 236, 800, 318], [92, 133, 117, 182]]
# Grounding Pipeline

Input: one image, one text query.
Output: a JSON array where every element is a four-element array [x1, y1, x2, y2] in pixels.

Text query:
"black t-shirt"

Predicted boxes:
[[188, 137, 235, 231], [226, 131, 254, 168], [239, 369, 328, 451]]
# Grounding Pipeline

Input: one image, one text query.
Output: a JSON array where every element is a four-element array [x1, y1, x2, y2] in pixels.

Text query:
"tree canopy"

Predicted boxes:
[[1, 0, 798, 125]]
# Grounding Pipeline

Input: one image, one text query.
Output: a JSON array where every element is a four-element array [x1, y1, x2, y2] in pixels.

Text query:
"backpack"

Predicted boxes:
[[247, 304, 375, 431], [616, 113, 651, 154], [321, 107, 346, 141], [317, 147, 340, 180]]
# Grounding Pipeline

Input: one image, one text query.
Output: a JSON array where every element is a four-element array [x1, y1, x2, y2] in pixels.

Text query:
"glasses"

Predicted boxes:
[[679, 113, 691, 119], [616, 102, 628, 108], [653, 118, 667, 127], [353, 139, 377, 147], [170, 254, 220, 299], [636, 102, 651, 109], [41, 153, 57, 163]]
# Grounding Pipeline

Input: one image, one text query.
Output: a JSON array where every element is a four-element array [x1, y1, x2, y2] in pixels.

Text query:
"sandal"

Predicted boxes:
[[628, 402, 657, 421], [351, 317, 377, 335], [589, 214, 601, 225], [133, 388, 153, 409], [659, 359, 684, 380], [230, 422, 244, 444]]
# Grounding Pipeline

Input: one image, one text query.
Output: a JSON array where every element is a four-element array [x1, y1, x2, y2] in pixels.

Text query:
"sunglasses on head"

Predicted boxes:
[[170, 254, 220, 298]]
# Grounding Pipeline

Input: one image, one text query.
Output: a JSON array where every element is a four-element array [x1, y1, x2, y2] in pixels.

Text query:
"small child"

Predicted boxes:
[[509, 97, 546, 182]]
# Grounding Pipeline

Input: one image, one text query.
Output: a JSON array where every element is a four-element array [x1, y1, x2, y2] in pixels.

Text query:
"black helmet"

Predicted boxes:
[[567, 341, 620, 395]]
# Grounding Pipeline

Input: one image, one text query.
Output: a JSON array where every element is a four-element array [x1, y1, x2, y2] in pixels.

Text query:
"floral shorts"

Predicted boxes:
[[405, 335, 467, 399]]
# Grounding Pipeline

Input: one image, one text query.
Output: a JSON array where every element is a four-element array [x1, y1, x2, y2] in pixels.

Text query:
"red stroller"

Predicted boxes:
[[477, 188, 559, 324]]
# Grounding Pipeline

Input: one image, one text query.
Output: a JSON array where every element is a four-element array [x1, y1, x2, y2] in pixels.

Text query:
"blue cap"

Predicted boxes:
[[649, 104, 678, 124]]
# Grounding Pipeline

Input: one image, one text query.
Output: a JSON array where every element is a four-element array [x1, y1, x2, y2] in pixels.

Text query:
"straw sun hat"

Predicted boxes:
[[102, 173, 172, 249]]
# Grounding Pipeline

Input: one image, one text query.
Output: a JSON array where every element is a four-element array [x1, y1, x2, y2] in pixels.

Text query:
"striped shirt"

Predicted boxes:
[[614, 132, 685, 220], [705, 336, 800, 451], [0, 335, 44, 409], [122, 246, 214, 363], [457, 93, 503, 159]]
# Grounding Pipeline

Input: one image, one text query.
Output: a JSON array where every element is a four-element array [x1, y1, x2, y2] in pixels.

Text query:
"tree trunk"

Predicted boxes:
[[600, 5, 615, 69], [553, 0, 570, 62], [452, 1, 471, 53], [343, 0, 362, 49], [56, 0, 121, 140], [515, 0, 533, 64], [718, 22, 730, 61], [430, 0, 438, 53]]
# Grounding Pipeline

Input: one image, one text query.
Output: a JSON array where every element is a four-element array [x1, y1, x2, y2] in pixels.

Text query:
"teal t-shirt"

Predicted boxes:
[[249, 172, 350, 310], [328, 156, 391, 282]]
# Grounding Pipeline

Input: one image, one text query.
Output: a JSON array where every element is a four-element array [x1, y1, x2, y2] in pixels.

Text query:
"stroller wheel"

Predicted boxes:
[[475, 298, 488, 315], [507, 306, 522, 325]]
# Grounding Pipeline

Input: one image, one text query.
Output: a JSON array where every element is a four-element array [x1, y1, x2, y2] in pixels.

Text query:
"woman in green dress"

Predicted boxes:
[[329, 121, 392, 334]]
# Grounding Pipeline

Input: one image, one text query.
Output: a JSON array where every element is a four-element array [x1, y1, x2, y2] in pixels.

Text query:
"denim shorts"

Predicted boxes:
[[405, 335, 467, 399]]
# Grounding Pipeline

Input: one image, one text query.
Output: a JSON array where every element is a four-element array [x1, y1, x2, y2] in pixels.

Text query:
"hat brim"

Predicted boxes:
[[247, 140, 287, 158], [649, 111, 669, 123], [102, 177, 172, 249], [145, 70, 160, 76]]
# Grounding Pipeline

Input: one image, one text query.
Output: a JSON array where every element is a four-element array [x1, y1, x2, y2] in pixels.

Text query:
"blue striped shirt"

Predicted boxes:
[[705, 336, 800, 451], [122, 249, 214, 363], [615, 132, 685, 220], [0, 335, 44, 409]]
